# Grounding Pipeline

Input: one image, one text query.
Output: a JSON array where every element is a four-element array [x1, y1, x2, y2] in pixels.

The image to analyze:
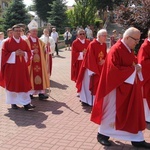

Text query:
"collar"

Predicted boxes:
[[121, 39, 131, 53], [96, 38, 103, 45], [13, 36, 20, 43], [78, 38, 85, 44], [30, 36, 37, 42]]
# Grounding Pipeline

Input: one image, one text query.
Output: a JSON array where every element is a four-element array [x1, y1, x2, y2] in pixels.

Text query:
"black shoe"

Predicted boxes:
[[39, 93, 48, 100], [11, 104, 19, 109], [131, 141, 150, 149], [97, 133, 111, 146], [30, 94, 34, 99], [24, 104, 35, 111], [81, 101, 89, 106]]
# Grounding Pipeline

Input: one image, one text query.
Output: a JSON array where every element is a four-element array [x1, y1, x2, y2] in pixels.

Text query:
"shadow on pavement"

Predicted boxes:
[[50, 80, 68, 90], [4, 107, 48, 129], [4, 99, 78, 128], [103, 140, 132, 149], [55, 55, 66, 59], [82, 105, 92, 113]]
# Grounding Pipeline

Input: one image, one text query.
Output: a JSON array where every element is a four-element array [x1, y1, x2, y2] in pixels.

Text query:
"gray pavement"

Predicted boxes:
[[0, 48, 150, 150]]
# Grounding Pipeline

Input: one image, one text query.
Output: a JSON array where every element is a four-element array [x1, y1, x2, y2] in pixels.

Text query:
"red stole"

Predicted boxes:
[[29, 37, 43, 90], [91, 40, 146, 133]]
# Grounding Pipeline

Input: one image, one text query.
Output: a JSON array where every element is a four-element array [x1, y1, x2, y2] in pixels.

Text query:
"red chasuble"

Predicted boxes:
[[138, 39, 150, 108], [71, 38, 90, 82], [76, 39, 107, 95], [29, 37, 43, 90], [0, 38, 32, 92], [26, 37, 50, 90], [91, 40, 146, 134]]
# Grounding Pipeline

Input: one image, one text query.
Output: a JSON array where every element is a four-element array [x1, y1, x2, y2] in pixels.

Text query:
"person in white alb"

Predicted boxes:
[[40, 28, 55, 76], [51, 28, 59, 56]]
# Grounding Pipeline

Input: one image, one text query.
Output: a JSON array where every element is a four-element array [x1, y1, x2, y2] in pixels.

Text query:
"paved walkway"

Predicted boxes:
[[0, 49, 150, 150]]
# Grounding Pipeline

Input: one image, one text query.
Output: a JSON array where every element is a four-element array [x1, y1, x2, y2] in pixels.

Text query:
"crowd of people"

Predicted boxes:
[[71, 27, 150, 149], [0, 19, 150, 148]]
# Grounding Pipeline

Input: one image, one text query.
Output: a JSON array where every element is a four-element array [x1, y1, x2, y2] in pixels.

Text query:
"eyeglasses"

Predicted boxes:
[[101, 35, 107, 37], [14, 30, 22, 32], [129, 36, 140, 42], [79, 33, 85, 35]]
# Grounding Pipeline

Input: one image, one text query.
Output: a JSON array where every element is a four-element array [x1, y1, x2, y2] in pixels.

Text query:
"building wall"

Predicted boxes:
[[0, 0, 11, 17]]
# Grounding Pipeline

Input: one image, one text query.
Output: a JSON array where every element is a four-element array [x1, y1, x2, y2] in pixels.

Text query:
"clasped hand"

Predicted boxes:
[[16, 49, 25, 56]]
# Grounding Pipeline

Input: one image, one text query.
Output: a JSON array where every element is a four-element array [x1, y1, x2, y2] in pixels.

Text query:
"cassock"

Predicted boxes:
[[71, 38, 90, 82], [76, 39, 107, 106], [0, 37, 32, 105], [138, 38, 150, 122], [26, 37, 50, 94], [91, 40, 146, 141]]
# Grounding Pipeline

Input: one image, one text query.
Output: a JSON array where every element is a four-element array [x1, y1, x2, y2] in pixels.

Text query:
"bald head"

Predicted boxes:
[[122, 27, 141, 50], [123, 27, 140, 39]]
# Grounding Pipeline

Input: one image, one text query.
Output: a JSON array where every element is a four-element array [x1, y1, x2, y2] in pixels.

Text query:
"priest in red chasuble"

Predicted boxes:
[[138, 30, 150, 123], [26, 20, 50, 100], [91, 27, 150, 149], [71, 29, 90, 82], [0, 25, 35, 110], [76, 29, 107, 106]]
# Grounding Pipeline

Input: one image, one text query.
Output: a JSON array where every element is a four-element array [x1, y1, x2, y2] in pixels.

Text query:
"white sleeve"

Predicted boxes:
[[24, 52, 28, 62], [124, 69, 136, 84], [50, 38, 55, 54], [7, 52, 16, 64], [77, 52, 84, 60], [87, 69, 95, 76]]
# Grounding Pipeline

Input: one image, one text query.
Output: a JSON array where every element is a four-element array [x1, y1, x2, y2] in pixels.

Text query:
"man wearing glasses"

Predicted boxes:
[[91, 27, 150, 148], [138, 30, 150, 123], [76, 29, 107, 106], [71, 29, 90, 83], [0, 25, 35, 110]]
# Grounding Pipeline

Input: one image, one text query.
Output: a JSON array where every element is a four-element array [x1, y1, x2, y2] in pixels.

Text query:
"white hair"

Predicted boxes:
[[97, 29, 107, 38], [123, 27, 140, 38], [77, 29, 85, 35]]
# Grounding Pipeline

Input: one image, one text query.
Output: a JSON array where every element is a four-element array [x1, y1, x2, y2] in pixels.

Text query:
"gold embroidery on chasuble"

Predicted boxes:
[[34, 75, 42, 85], [33, 54, 40, 62], [34, 65, 41, 72], [98, 51, 104, 61]]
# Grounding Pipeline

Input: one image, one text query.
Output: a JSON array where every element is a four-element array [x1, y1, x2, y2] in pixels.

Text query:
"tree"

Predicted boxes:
[[117, 0, 150, 51], [33, 0, 55, 22], [47, 0, 68, 33], [0, 17, 5, 32], [67, 0, 97, 28], [4, 0, 30, 30]]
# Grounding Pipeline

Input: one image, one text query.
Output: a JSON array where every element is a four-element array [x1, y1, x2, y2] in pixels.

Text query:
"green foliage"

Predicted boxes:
[[94, 19, 103, 28], [47, 0, 68, 33], [33, 0, 55, 22], [3, 0, 30, 30], [67, 0, 97, 28], [0, 17, 5, 32]]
